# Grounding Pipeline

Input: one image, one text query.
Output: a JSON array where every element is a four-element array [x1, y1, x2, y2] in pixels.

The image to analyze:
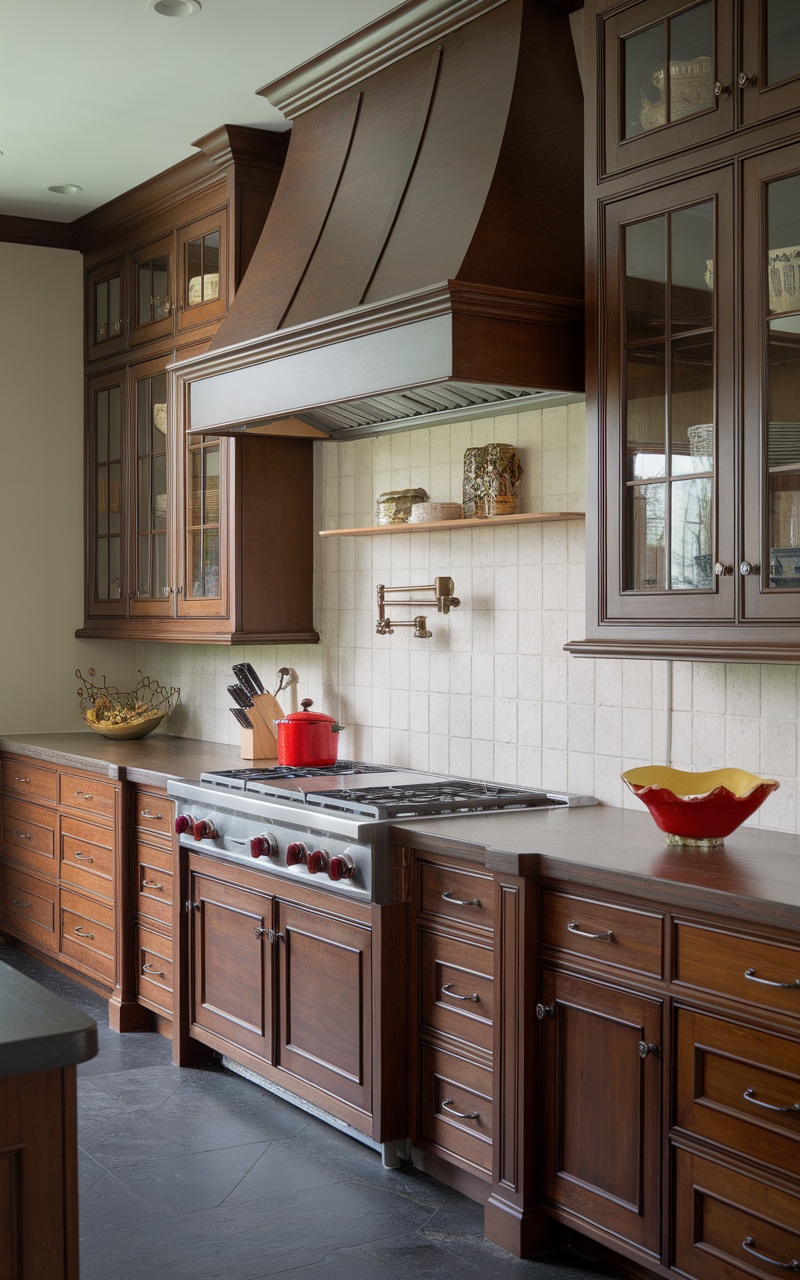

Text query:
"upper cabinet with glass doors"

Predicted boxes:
[[599, 0, 800, 178]]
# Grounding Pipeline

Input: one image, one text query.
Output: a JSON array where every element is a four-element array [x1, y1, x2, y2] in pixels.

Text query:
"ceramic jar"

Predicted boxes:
[[375, 487, 429, 525], [463, 444, 523, 518]]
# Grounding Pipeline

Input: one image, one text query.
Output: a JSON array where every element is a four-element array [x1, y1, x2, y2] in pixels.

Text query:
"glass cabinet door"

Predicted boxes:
[[603, 170, 735, 621], [177, 211, 226, 334], [86, 258, 127, 362], [601, 0, 734, 176], [176, 427, 227, 619], [130, 359, 172, 615], [130, 237, 174, 347], [741, 0, 800, 125], [742, 145, 800, 619], [88, 371, 127, 615]]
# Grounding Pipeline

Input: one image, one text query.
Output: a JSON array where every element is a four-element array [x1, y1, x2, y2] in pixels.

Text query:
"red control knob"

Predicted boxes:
[[328, 854, 355, 882], [286, 841, 307, 866], [192, 818, 217, 841], [307, 848, 329, 875], [250, 834, 276, 859], [175, 814, 192, 835]]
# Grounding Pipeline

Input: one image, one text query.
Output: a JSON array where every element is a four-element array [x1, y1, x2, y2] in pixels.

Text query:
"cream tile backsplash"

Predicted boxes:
[[138, 400, 800, 835]]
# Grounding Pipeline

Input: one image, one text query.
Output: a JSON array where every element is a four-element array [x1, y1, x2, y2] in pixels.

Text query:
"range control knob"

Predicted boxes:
[[175, 814, 193, 835], [328, 854, 355, 882], [286, 841, 307, 866], [307, 848, 329, 875], [192, 818, 218, 841], [250, 833, 277, 860]]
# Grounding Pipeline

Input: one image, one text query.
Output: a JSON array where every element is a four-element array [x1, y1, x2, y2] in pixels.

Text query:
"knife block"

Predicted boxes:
[[240, 692, 282, 760]]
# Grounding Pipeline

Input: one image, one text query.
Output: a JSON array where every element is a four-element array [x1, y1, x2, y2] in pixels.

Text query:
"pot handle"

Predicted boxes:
[[332, 723, 345, 733]]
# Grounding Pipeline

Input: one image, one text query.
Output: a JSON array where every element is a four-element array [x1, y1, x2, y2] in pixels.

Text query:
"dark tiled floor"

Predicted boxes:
[[1, 942, 622, 1280]]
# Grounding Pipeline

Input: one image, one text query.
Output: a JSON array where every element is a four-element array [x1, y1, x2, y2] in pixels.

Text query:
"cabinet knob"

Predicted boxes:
[[737, 71, 756, 88], [714, 80, 731, 97], [637, 1040, 659, 1059], [739, 560, 759, 576], [714, 562, 733, 576], [536, 1002, 555, 1020]]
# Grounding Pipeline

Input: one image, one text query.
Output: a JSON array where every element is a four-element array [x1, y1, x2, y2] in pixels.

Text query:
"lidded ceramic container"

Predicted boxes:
[[376, 488, 429, 525], [463, 444, 523, 518]]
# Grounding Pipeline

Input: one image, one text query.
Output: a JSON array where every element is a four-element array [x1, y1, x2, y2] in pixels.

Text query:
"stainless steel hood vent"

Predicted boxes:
[[174, 0, 585, 440]]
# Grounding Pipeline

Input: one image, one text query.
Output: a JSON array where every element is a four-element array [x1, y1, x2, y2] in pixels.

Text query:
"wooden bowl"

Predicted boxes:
[[621, 766, 779, 847]]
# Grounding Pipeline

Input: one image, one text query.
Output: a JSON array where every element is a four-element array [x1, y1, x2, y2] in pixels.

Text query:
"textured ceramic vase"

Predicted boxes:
[[463, 444, 523, 518]]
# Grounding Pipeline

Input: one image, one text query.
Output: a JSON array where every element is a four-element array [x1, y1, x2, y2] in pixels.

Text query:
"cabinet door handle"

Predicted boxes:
[[637, 1041, 659, 1059], [567, 920, 613, 940], [142, 963, 165, 977], [13, 776, 31, 784], [744, 967, 800, 991], [742, 1237, 799, 1271], [739, 560, 759, 576], [441, 890, 481, 907], [440, 1098, 480, 1120], [74, 850, 94, 863], [744, 1088, 800, 1116], [73, 926, 94, 939], [12, 898, 31, 909], [714, 80, 731, 97], [737, 72, 757, 88], [73, 791, 94, 801], [12, 828, 31, 840], [142, 879, 163, 891], [441, 982, 479, 1003], [714, 562, 733, 576], [140, 808, 163, 820], [536, 1002, 555, 1019]]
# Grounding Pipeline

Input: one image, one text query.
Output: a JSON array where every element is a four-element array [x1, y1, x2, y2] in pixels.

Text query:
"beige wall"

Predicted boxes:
[[0, 242, 135, 733]]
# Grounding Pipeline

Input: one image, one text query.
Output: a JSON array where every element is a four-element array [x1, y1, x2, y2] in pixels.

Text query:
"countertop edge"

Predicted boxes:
[[0, 960, 98, 1080]]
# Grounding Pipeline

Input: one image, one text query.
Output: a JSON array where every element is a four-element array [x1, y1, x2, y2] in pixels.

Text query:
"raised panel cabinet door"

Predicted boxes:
[[129, 356, 173, 616], [598, 0, 735, 177], [741, 0, 800, 127], [538, 968, 663, 1258], [188, 871, 273, 1062], [86, 369, 128, 617], [275, 900, 372, 1115], [601, 167, 736, 624]]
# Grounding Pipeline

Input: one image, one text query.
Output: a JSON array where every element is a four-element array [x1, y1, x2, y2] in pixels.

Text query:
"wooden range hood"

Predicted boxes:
[[176, 0, 584, 440]]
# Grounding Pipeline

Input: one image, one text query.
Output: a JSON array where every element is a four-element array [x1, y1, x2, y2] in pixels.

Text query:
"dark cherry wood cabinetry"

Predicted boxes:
[[76, 126, 318, 645], [572, 0, 800, 661], [132, 786, 175, 1023]]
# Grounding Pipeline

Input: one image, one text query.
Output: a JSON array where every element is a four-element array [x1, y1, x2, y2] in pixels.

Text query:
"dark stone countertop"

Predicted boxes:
[[0, 732, 272, 787], [0, 959, 98, 1079]]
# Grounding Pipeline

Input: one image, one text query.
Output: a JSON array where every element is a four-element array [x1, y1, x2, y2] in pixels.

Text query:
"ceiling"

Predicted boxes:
[[0, 0, 400, 224]]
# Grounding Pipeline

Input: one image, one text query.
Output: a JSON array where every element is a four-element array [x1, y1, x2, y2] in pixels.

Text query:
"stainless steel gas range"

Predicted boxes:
[[168, 762, 597, 904]]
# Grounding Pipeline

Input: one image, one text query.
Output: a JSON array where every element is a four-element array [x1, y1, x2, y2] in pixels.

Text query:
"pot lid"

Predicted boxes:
[[275, 698, 341, 726]]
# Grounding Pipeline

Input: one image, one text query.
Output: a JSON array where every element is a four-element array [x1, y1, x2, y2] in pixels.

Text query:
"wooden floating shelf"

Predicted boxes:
[[319, 512, 586, 537]]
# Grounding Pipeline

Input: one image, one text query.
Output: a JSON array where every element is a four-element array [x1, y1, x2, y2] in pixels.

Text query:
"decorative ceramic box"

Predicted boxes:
[[376, 488, 429, 525], [463, 444, 523, 518]]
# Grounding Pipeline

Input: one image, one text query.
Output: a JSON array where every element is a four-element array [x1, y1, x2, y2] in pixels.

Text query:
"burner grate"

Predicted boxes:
[[304, 781, 567, 820], [199, 761, 389, 790]]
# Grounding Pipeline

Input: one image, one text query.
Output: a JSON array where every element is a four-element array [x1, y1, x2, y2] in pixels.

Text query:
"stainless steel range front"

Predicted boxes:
[[168, 762, 596, 904]]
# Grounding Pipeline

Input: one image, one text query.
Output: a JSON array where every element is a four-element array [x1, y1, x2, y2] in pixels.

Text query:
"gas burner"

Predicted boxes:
[[303, 780, 570, 820], [199, 760, 391, 790]]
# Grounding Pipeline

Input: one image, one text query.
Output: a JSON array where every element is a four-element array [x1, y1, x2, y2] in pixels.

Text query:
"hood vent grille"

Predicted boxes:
[[174, 0, 585, 439]]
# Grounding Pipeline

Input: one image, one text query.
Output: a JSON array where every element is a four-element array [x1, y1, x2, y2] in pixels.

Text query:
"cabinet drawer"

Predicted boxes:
[[674, 1146, 800, 1280], [60, 816, 113, 901], [1, 797, 56, 873], [419, 928, 493, 1053], [134, 791, 175, 841], [2, 866, 57, 951], [58, 771, 116, 821], [674, 1008, 800, 1179], [541, 889, 663, 978], [137, 925, 173, 1015], [1, 758, 57, 804], [418, 860, 494, 933], [60, 887, 114, 982], [418, 1043, 493, 1177], [136, 842, 173, 927], [674, 921, 800, 1018]]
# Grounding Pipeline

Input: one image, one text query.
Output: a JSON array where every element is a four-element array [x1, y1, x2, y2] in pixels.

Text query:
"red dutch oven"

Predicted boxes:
[[274, 699, 344, 767]]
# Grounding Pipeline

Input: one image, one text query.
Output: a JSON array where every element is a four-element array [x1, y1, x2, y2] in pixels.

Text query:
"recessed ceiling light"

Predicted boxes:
[[148, 0, 201, 15], [43, 183, 83, 195]]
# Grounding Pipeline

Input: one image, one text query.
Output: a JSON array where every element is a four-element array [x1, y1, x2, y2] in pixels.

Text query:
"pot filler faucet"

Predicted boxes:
[[376, 576, 460, 638]]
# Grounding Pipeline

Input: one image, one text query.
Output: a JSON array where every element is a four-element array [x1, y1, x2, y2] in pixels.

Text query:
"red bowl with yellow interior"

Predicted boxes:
[[621, 766, 779, 847]]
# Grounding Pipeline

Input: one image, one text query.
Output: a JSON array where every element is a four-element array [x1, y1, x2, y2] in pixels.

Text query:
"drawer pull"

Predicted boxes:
[[142, 963, 165, 977], [742, 1237, 800, 1272], [73, 926, 94, 939], [744, 967, 800, 991], [441, 890, 481, 907], [744, 1087, 800, 1116], [74, 851, 94, 863], [441, 982, 479, 1003], [12, 898, 31, 909], [567, 920, 613, 941], [440, 1098, 480, 1121], [73, 791, 94, 801], [140, 808, 163, 820], [12, 828, 31, 840], [141, 879, 163, 890], [14, 776, 31, 784]]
